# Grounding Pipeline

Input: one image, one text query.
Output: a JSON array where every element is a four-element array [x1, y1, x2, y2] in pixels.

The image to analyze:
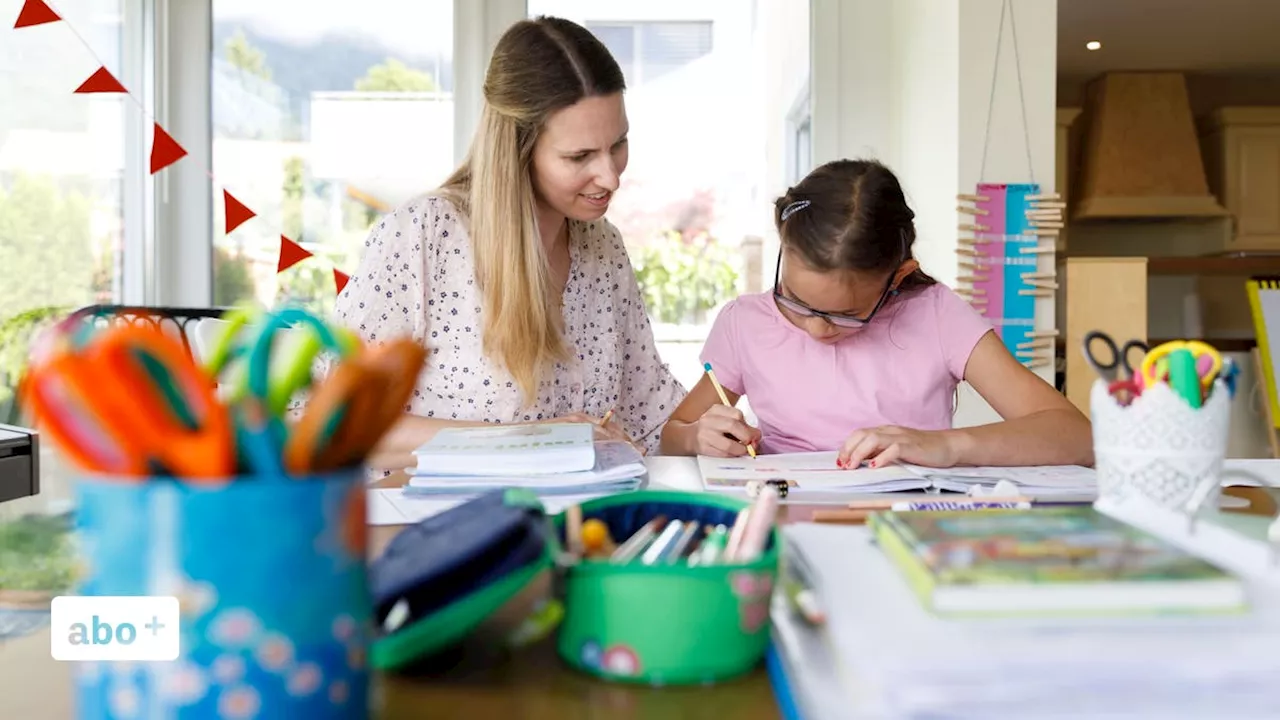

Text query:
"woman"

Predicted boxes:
[[332, 16, 686, 471]]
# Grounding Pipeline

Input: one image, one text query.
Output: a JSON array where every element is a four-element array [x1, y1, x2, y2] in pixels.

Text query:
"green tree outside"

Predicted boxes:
[[0, 174, 97, 318], [355, 59, 437, 92], [213, 245, 257, 308], [224, 28, 272, 81]]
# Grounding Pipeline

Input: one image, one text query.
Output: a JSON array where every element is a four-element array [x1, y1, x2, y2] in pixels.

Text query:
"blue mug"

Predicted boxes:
[[70, 470, 370, 719]]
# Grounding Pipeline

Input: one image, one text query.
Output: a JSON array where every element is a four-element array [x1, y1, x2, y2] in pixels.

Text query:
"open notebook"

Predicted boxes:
[[698, 451, 1096, 497]]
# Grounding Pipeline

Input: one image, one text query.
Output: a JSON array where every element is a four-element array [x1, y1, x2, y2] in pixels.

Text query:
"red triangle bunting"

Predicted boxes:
[[149, 123, 187, 174], [222, 190, 256, 234], [333, 269, 351, 295], [74, 66, 128, 94], [277, 236, 312, 274], [14, 0, 60, 28]]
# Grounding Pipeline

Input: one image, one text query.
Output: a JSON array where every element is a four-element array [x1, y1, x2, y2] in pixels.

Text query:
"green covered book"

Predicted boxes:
[[867, 506, 1247, 616]]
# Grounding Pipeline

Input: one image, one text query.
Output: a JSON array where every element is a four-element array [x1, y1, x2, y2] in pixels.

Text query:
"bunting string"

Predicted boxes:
[[12, 0, 352, 296]]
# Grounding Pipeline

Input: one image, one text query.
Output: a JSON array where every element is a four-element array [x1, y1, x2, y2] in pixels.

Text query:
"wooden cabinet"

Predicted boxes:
[[1200, 108, 1280, 251]]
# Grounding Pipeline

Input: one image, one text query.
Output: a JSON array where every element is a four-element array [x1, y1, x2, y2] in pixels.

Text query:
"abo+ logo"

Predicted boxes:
[[51, 596, 180, 661]]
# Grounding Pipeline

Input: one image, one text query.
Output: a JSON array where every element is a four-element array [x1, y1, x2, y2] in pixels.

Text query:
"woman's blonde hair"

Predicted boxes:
[[438, 16, 625, 406]]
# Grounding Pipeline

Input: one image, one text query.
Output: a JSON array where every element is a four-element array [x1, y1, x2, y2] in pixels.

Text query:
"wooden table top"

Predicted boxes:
[[2, 476, 1275, 719]]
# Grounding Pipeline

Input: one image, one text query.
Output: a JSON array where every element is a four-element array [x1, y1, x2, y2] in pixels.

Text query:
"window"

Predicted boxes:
[[210, 0, 455, 314], [584, 21, 713, 87], [1, 0, 140, 517], [0, 0, 129, 378]]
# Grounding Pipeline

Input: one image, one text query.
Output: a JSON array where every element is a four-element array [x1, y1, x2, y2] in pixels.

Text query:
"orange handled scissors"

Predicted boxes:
[[283, 338, 426, 475], [23, 324, 236, 481]]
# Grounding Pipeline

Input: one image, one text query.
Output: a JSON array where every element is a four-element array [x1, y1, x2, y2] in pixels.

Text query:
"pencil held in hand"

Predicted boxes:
[[703, 362, 757, 458]]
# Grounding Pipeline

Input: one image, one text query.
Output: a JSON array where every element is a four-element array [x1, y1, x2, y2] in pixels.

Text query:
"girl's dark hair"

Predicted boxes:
[[774, 159, 936, 292]]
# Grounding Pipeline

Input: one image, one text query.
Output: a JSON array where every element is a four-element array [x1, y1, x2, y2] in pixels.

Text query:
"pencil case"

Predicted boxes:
[[368, 489, 781, 686], [553, 490, 780, 686], [368, 488, 557, 672]]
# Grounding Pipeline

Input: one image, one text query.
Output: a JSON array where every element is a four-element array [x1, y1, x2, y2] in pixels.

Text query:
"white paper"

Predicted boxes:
[[697, 452, 928, 492], [366, 488, 608, 526]]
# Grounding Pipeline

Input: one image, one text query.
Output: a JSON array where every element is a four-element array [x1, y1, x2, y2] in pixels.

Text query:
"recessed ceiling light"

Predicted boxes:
[[1086, 41, 1102, 51]]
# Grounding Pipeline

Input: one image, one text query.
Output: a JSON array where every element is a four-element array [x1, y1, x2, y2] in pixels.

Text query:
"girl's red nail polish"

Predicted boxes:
[[869, 460, 877, 468]]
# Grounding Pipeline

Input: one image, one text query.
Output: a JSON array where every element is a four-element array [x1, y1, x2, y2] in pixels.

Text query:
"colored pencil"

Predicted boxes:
[[702, 362, 756, 458]]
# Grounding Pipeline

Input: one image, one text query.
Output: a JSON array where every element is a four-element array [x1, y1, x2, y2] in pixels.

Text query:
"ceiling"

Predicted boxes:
[[1058, 0, 1280, 78]]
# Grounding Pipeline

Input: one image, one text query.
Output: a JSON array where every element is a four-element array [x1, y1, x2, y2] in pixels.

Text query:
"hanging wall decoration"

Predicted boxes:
[[954, 0, 1058, 371], [11, 0, 349, 296]]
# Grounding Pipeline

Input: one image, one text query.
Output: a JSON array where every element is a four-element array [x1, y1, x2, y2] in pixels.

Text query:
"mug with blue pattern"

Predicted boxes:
[[70, 470, 370, 719]]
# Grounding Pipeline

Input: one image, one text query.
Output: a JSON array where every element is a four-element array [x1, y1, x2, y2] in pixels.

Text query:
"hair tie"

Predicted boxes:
[[780, 200, 811, 222]]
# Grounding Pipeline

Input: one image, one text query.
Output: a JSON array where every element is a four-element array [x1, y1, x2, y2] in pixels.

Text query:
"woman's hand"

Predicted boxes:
[[690, 405, 761, 457], [544, 413, 646, 455], [836, 425, 959, 469]]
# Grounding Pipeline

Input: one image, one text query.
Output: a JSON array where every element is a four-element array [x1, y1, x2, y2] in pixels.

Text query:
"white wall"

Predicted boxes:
[[815, 0, 1059, 428], [891, 0, 960, 287]]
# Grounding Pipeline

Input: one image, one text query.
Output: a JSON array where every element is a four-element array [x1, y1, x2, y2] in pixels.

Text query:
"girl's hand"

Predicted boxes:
[[836, 425, 959, 469], [692, 405, 761, 457]]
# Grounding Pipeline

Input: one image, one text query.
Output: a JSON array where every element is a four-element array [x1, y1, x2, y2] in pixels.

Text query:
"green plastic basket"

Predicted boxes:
[[553, 490, 782, 686]]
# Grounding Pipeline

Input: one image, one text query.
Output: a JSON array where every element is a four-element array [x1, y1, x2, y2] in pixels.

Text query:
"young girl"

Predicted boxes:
[[660, 159, 1092, 469]]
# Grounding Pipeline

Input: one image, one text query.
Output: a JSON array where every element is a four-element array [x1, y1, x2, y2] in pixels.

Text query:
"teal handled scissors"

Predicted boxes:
[[1082, 330, 1149, 402], [205, 305, 360, 417], [22, 323, 236, 481], [232, 306, 360, 475]]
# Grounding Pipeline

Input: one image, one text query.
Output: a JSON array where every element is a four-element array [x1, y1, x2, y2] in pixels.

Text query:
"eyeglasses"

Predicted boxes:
[[771, 253, 896, 329]]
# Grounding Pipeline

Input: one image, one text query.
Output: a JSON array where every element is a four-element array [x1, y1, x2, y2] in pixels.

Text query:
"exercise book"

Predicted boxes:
[[697, 452, 1096, 496]]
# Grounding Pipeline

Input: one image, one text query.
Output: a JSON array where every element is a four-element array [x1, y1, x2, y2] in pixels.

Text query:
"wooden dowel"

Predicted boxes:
[[1021, 271, 1056, 279], [1018, 288, 1055, 297], [1026, 228, 1060, 237], [957, 193, 991, 202], [957, 205, 990, 216], [1026, 193, 1061, 201], [1024, 279, 1060, 290], [1026, 329, 1059, 338], [1019, 244, 1056, 255], [1029, 200, 1066, 208], [1029, 221, 1065, 229], [956, 247, 979, 256], [957, 223, 990, 232], [1017, 339, 1054, 350]]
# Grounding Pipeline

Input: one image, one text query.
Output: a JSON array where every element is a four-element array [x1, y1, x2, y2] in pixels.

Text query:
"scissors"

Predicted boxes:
[[283, 337, 426, 475], [206, 305, 360, 417], [1140, 340, 1223, 391], [282, 339, 420, 475], [1081, 331, 1149, 399], [234, 306, 359, 475], [22, 324, 236, 481]]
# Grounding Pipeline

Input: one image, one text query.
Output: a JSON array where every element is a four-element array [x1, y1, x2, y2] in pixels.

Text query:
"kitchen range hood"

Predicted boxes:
[[1073, 71, 1228, 221]]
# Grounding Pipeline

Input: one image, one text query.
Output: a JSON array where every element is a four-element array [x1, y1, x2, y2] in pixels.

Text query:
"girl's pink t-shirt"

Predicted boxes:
[[699, 283, 994, 454]]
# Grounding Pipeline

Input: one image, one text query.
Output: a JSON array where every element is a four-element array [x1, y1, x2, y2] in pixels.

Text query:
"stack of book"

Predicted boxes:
[[770, 509, 1279, 718], [404, 423, 647, 497]]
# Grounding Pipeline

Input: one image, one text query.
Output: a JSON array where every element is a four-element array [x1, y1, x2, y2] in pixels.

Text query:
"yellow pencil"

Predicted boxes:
[[599, 408, 615, 426], [702, 362, 756, 458]]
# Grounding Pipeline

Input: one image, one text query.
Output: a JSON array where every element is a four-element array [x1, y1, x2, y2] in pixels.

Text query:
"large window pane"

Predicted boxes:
[[211, 0, 454, 314], [528, 1, 810, 394], [0, 0, 129, 517]]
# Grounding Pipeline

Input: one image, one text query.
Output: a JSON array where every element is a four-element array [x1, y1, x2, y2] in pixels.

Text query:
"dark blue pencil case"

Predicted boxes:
[[369, 488, 559, 670]]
